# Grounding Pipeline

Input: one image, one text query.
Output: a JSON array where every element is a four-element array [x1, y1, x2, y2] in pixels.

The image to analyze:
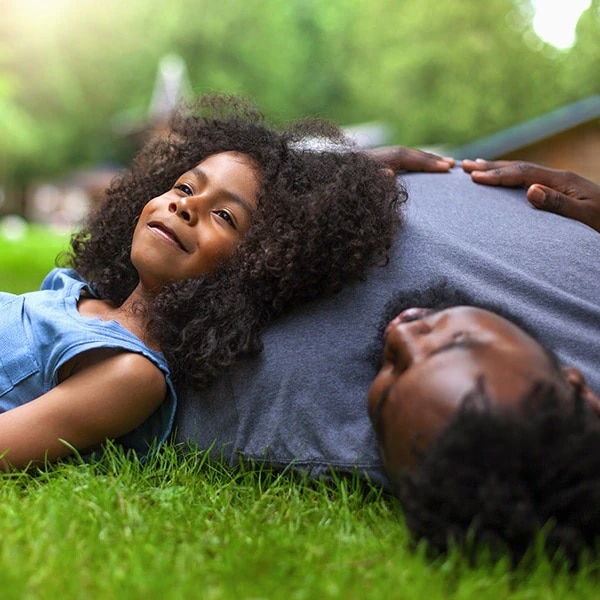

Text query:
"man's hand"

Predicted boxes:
[[462, 159, 600, 234], [367, 146, 455, 174]]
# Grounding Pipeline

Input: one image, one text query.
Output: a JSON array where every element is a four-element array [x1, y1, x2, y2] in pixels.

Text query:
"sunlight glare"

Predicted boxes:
[[531, 0, 591, 48]]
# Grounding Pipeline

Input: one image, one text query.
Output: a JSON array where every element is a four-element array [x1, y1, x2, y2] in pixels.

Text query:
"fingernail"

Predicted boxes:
[[528, 185, 546, 207]]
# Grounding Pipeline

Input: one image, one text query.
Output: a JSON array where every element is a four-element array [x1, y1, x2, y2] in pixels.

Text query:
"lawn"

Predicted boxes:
[[0, 227, 598, 599], [0, 222, 71, 293]]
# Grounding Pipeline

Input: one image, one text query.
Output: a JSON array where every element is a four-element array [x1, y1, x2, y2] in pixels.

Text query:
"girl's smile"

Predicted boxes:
[[147, 221, 189, 252]]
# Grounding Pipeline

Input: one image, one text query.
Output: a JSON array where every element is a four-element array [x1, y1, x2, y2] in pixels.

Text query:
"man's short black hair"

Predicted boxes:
[[397, 381, 600, 567]]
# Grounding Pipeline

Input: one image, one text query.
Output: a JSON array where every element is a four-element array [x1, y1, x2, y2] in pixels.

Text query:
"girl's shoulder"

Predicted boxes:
[[41, 268, 96, 297]]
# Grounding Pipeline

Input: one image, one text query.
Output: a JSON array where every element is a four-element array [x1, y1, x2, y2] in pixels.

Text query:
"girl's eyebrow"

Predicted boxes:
[[190, 166, 255, 216]]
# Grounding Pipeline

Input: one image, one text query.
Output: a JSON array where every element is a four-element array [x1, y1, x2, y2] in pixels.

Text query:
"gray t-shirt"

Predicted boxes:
[[175, 168, 600, 489]]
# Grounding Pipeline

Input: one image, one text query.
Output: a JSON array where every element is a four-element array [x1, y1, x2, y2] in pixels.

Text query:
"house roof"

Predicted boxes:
[[451, 94, 600, 159]]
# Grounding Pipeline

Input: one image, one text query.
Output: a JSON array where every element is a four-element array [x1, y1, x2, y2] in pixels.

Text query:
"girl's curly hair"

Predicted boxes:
[[66, 95, 404, 388]]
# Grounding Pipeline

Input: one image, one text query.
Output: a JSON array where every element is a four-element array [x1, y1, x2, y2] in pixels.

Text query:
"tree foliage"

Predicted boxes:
[[0, 0, 597, 185]]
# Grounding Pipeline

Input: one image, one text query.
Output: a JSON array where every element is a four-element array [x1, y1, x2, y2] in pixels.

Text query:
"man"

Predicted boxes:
[[367, 283, 600, 564], [175, 160, 600, 491]]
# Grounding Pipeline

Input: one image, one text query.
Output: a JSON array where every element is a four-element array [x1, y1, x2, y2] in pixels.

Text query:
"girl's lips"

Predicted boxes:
[[148, 222, 188, 252]]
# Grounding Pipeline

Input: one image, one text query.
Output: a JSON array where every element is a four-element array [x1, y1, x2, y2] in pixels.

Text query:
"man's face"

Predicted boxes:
[[367, 305, 566, 480]]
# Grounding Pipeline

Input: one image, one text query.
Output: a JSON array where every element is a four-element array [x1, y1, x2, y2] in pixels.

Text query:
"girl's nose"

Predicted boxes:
[[169, 197, 198, 225]]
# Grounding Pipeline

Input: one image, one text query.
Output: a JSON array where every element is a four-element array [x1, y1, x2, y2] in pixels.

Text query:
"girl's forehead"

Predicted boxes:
[[194, 151, 263, 180]]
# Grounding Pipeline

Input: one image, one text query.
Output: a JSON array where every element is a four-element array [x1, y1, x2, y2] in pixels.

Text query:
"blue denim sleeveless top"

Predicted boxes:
[[0, 268, 177, 457]]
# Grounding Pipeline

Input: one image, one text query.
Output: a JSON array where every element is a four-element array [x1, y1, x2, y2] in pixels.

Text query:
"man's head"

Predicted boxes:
[[368, 283, 600, 564], [368, 284, 599, 482]]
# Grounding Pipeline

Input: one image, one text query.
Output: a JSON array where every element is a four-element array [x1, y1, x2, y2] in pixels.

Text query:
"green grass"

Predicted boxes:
[[1, 228, 599, 598], [0, 224, 71, 293], [2, 446, 599, 600]]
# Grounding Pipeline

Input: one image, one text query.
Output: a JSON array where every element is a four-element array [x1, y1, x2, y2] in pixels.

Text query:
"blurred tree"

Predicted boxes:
[[1, 0, 179, 176], [0, 67, 40, 167], [0, 0, 596, 187], [0, 40, 41, 215], [564, 0, 600, 98], [341, 0, 569, 145]]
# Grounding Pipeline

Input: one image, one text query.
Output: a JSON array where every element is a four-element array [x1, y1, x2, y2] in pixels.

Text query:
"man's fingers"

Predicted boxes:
[[464, 160, 565, 189], [527, 184, 580, 221], [462, 159, 509, 173], [464, 158, 600, 233], [369, 146, 454, 173], [527, 184, 600, 234]]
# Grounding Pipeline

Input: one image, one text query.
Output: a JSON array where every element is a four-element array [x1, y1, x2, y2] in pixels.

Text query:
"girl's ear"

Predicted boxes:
[[563, 366, 600, 418]]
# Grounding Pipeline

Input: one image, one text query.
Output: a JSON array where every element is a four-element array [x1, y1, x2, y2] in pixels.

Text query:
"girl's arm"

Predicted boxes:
[[0, 352, 166, 471]]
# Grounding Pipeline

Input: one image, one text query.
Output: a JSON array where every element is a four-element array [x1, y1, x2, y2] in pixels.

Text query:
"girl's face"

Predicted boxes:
[[131, 151, 260, 291]]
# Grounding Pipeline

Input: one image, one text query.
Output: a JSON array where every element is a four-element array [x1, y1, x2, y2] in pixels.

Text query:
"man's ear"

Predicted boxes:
[[563, 366, 600, 417]]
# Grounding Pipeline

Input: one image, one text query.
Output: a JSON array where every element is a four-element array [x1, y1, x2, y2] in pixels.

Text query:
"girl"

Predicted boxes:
[[0, 95, 404, 470]]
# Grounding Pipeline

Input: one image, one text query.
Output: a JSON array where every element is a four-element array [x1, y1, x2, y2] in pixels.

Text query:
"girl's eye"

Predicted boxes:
[[215, 210, 236, 229], [174, 183, 193, 195]]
